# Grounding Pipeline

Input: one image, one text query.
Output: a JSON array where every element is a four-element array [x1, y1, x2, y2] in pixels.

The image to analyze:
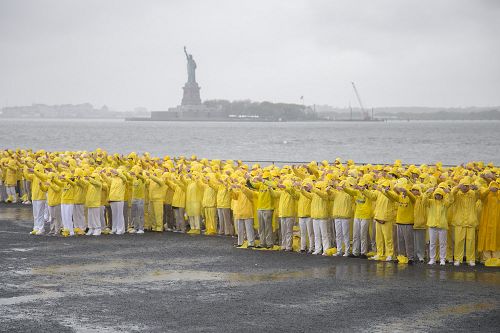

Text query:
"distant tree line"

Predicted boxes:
[[203, 99, 318, 121]]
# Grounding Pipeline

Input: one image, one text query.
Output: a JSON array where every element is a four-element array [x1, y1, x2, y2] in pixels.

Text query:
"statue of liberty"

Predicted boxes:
[[184, 46, 197, 84]]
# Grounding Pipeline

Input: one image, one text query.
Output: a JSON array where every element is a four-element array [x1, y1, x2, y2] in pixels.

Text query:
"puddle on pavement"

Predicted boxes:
[[0, 204, 33, 222], [32, 260, 146, 275], [0, 289, 63, 306]]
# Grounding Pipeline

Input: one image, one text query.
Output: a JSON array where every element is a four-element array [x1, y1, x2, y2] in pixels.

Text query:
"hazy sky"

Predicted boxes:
[[1, 0, 499, 110]]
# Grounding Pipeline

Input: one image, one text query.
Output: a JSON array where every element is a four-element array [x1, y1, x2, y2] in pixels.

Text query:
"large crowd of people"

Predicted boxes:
[[1, 148, 498, 267]]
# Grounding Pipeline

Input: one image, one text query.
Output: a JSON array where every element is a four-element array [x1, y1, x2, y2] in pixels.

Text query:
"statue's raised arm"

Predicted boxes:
[[184, 46, 188, 59]]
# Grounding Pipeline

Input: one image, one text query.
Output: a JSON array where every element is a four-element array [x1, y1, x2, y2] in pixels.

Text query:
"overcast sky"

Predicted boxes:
[[1, 0, 499, 110]]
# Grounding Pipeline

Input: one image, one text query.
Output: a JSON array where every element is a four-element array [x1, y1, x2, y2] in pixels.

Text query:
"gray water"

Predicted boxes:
[[0, 119, 498, 165]]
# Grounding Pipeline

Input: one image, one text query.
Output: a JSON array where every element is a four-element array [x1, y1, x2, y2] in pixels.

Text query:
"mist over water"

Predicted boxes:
[[0, 119, 498, 165]]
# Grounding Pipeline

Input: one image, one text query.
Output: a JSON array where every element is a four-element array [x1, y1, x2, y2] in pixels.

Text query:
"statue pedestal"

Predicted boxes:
[[181, 82, 201, 106]]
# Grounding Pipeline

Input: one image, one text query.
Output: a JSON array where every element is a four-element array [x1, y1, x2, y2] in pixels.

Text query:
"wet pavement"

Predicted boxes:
[[0, 203, 499, 332]]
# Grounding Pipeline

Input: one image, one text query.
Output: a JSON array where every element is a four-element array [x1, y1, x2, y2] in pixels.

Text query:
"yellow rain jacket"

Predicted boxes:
[[297, 191, 312, 218], [343, 187, 372, 219], [452, 188, 480, 227], [84, 177, 103, 208], [216, 184, 232, 209], [384, 191, 414, 225], [149, 175, 167, 202], [423, 191, 454, 230], [277, 186, 299, 218], [477, 186, 499, 252], [232, 186, 256, 219], [106, 172, 127, 202], [185, 178, 204, 216], [331, 189, 354, 219], [364, 189, 398, 222]]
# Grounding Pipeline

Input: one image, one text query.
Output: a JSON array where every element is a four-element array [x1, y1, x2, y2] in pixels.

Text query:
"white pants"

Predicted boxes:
[[335, 218, 351, 254], [299, 217, 314, 251], [313, 219, 330, 253], [6, 186, 17, 201], [73, 204, 85, 230], [61, 204, 74, 234], [353, 218, 370, 256], [237, 218, 255, 246], [110, 201, 125, 234], [48, 205, 62, 234], [280, 217, 295, 250], [429, 227, 447, 261], [87, 207, 101, 230], [100, 206, 107, 229], [32, 200, 47, 232]]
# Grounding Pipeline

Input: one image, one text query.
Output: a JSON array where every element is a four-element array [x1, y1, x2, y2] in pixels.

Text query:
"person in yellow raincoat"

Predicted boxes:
[[331, 179, 355, 257], [166, 174, 187, 233], [364, 180, 398, 261], [383, 181, 416, 264], [147, 169, 168, 232], [46, 173, 62, 235], [216, 176, 234, 236], [477, 181, 499, 263], [276, 179, 299, 251], [343, 178, 373, 258], [24, 163, 49, 235], [102, 169, 128, 235], [185, 173, 204, 233], [451, 177, 481, 266], [129, 166, 146, 234], [201, 173, 218, 235], [410, 184, 428, 262], [250, 172, 277, 249], [4, 156, 19, 202], [232, 180, 257, 247], [423, 187, 454, 265], [297, 179, 313, 253], [82, 172, 103, 235], [301, 181, 331, 255]]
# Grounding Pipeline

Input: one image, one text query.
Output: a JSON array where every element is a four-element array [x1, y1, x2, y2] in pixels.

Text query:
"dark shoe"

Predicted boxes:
[[408, 260, 414, 265], [247, 245, 255, 248], [359, 254, 368, 259], [348, 254, 357, 258], [300, 249, 306, 253]]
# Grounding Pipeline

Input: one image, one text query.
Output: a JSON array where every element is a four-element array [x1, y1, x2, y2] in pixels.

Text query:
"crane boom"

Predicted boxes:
[[351, 82, 370, 120]]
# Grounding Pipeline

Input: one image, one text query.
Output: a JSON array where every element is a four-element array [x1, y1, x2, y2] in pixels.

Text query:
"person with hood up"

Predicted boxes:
[[477, 181, 499, 263], [129, 166, 146, 234], [297, 179, 313, 253], [343, 178, 372, 258], [46, 173, 62, 235], [24, 163, 49, 235], [331, 179, 355, 257], [82, 172, 104, 235], [146, 169, 168, 232], [102, 168, 127, 235], [383, 181, 416, 264], [423, 187, 454, 265], [364, 180, 398, 261], [451, 177, 481, 266], [410, 184, 428, 262], [276, 178, 300, 251], [231, 179, 257, 247], [301, 180, 331, 255], [251, 172, 277, 249]]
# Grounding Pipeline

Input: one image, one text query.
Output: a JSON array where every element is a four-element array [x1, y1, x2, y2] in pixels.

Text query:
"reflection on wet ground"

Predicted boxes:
[[1, 203, 499, 332]]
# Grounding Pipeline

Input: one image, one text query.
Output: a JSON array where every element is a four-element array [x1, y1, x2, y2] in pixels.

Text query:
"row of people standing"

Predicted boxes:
[[1, 149, 499, 266]]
